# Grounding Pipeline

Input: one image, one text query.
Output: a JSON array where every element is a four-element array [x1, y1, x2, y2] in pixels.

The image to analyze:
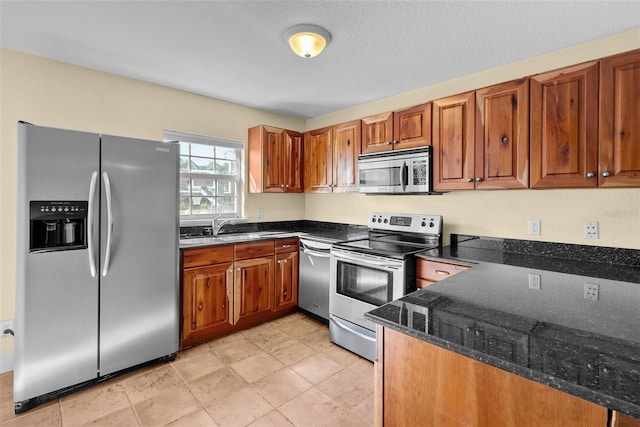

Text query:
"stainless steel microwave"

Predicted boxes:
[[358, 146, 432, 194]]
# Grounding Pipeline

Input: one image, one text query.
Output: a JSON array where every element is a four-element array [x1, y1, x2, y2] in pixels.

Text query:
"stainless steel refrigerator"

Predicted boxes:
[[14, 122, 179, 413]]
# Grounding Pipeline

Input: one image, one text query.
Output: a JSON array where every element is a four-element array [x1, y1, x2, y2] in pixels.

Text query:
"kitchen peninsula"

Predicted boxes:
[[366, 235, 640, 427]]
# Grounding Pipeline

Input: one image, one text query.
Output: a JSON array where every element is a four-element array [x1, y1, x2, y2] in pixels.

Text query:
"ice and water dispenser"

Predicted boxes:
[[30, 201, 88, 252]]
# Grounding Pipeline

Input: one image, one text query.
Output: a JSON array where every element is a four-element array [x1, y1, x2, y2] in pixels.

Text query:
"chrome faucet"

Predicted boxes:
[[212, 215, 248, 236]]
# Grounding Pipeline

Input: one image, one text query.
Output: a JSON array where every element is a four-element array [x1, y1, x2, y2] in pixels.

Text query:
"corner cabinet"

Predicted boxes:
[[248, 125, 303, 193], [361, 103, 432, 154], [599, 49, 640, 187], [304, 120, 361, 193], [180, 237, 299, 349], [530, 62, 600, 188]]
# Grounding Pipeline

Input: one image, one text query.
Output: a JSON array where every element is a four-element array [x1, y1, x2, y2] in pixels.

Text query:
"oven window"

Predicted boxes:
[[336, 261, 392, 306], [359, 167, 402, 187]]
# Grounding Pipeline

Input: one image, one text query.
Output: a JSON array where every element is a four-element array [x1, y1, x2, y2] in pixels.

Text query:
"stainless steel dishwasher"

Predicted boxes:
[[298, 237, 332, 321]]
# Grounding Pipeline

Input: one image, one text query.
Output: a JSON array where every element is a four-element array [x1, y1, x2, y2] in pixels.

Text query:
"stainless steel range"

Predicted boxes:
[[329, 212, 443, 361]]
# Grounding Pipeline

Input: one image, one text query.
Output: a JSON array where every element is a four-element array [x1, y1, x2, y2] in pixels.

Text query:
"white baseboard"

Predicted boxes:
[[0, 352, 14, 374]]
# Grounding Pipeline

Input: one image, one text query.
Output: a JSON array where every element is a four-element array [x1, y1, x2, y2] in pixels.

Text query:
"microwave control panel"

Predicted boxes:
[[369, 212, 442, 235]]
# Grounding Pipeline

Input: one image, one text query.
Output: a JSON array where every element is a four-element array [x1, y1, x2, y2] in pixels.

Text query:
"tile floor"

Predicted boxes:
[[0, 312, 374, 426]]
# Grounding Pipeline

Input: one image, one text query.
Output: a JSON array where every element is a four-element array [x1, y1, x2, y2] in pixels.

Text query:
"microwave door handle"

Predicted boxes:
[[401, 161, 408, 192]]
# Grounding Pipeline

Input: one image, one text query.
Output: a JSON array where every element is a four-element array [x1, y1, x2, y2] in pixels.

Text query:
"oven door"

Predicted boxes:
[[329, 248, 405, 331]]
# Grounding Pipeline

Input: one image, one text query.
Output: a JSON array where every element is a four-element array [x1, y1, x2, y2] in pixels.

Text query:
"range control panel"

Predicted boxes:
[[369, 212, 442, 235]]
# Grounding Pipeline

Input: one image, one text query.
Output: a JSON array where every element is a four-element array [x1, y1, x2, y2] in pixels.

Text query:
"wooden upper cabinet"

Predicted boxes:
[[394, 103, 432, 150], [333, 120, 361, 192], [432, 91, 476, 191], [530, 61, 599, 188], [304, 122, 360, 193], [475, 79, 530, 189], [304, 126, 333, 193], [361, 104, 431, 154], [599, 49, 640, 188], [361, 112, 394, 154], [248, 125, 303, 193]]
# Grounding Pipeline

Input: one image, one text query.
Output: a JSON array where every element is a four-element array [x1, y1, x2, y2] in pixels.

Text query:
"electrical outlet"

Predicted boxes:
[[528, 274, 541, 290], [584, 283, 599, 301], [257, 208, 263, 219], [1, 319, 14, 338], [584, 221, 599, 239], [528, 219, 541, 236]]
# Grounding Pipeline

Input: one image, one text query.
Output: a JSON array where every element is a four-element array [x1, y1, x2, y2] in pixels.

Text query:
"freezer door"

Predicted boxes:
[[99, 134, 179, 375], [14, 123, 100, 402]]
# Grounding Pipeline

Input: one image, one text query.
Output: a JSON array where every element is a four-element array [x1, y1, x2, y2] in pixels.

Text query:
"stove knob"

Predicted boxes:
[[429, 222, 434, 228], [421, 221, 426, 227], [383, 218, 388, 224], [377, 218, 382, 223]]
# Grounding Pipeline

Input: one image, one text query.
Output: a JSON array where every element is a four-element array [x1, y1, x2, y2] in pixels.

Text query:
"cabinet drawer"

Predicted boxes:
[[417, 259, 470, 282], [235, 240, 275, 260], [275, 237, 299, 253], [183, 245, 234, 269]]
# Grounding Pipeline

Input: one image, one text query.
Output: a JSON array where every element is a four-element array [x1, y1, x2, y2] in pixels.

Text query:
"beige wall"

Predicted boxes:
[[1, 29, 639, 364]]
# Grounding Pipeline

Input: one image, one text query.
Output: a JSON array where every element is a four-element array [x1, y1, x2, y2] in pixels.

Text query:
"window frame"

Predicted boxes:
[[164, 129, 244, 225]]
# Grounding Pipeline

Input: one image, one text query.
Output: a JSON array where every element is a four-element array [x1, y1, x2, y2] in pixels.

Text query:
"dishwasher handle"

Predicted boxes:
[[300, 240, 332, 258]]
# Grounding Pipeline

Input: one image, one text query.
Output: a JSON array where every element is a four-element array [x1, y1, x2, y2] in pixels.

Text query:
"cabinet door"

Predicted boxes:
[[432, 91, 476, 191], [182, 263, 233, 341], [599, 50, 640, 188], [304, 126, 333, 192], [394, 103, 432, 150], [262, 125, 287, 192], [333, 120, 361, 192], [530, 62, 599, 188], [234, 256, 275, 323], [474, 320, 529, 366], [530, 337, 599, 389], [275, 251, 299, 312], [361, 112, 394, 154], [284, 129, 304, 192], [476, 79, 529, 189]]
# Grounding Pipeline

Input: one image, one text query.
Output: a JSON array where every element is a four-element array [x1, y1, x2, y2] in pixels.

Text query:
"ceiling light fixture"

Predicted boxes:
[[284, 24, 331, 59]]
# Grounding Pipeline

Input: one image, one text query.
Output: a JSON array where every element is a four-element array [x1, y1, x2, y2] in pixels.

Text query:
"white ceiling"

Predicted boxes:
[[1, 1, 638, 119]]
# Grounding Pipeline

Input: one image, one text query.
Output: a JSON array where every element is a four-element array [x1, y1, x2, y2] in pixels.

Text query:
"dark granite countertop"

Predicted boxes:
[[179, 220, 369, 249], [367, 235, 640, 419]]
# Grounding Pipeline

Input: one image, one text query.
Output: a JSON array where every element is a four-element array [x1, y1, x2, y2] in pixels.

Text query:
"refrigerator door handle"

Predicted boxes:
[[88, 171, 98, 277], [102, 172, 114, 277]]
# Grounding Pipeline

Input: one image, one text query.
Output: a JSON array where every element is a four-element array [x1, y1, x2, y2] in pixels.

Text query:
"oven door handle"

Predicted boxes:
[[332, 250, 402, 272]]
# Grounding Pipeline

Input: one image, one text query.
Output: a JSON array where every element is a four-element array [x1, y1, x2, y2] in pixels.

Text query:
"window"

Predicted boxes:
[[164, 130, 243, 221]]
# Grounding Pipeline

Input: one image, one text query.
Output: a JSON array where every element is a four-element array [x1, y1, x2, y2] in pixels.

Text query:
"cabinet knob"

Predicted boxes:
[[385, 141, 392, 145], [466, 178, 473, 182], [475, 177, 482, 182], [198, 303, 203, 311], [392, 140, 398, 145], [501, 136, 509, 144], [465, 327, 472, 332], [435, 270, 450, 276], [285, 185, 289, 188], [602, 171, 611, 177], [237, 268, 241, 272], [281, 184, 285, 188], [586, 172, 595, 178], [228, 269, 233, 273], [602, 367, 610, 374], [283, 290, 288, 296], [586, 363, 594, 370], [206, 278, 211, 287]]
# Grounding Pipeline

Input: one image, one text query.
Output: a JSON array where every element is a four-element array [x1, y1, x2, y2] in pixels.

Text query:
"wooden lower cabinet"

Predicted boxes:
[[416, 258, 470, 288], [234, 256, 275, 325], [376, 326, 609, 427], [181, 238, 299, 348]]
